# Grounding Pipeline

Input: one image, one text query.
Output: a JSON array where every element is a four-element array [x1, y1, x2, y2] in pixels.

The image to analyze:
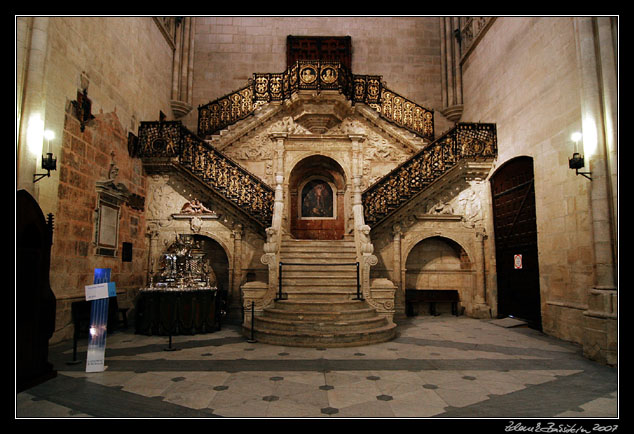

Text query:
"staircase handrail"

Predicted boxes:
[[196, 60, 434, 141], [362, 122, 497, 227], [134, 120, 275, 227]]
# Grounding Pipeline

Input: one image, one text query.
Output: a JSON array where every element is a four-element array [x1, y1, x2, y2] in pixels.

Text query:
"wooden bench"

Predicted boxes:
[[405, 289, 460, 317]]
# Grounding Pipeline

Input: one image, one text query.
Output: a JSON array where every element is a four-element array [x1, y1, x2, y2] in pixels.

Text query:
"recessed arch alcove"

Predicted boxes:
[[405, 235, 474, 315], [190, 234, 230, 295], [288, 154, 347, 240]]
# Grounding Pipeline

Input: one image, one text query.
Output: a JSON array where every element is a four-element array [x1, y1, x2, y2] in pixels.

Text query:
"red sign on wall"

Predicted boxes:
[[514, 254, 523, 269]]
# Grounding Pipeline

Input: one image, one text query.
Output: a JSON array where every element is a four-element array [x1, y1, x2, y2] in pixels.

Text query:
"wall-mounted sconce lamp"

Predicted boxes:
[[568, 132, 592, 181], [33, 130, 57, 183]]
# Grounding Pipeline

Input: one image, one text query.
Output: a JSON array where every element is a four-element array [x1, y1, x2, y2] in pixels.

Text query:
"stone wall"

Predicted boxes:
[[50, 108, 148, 342], [17, 17, 173, 215], [17, 17, 174, 343], [182, 16, 444, 132], [459, 17, 601, 348]]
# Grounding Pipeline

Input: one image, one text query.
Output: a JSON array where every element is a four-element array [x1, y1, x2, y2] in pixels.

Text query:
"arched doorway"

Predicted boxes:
[[289, 155, 346, 240], [490, 156, 542, 330]]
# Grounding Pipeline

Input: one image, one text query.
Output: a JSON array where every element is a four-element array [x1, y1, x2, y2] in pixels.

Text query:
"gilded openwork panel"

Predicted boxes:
[[362, 123, 497, 227], [197, 61, 432, 141], [137, 121, 274, 227]]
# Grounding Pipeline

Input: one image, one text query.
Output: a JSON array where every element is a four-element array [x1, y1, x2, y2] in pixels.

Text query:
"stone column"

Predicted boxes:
[[17, 16, 50, 193], [471, 230, 491, 318], [349, 134, 366, 226], [145, 225, 160, 287], [171, 17, 195, 119], [229, 224, 243, 323], [392, 223, 404, 317], [439, 17, 463, 122], [573, 16, 618, 365], [258, 133, 287, 309], [270, 133, 287, 232]]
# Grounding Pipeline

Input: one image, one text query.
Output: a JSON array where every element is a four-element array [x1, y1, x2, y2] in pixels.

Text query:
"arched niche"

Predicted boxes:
[[190, 234, 230, 294], [288, 154, 347, 240], [404, 235, 474, 315]]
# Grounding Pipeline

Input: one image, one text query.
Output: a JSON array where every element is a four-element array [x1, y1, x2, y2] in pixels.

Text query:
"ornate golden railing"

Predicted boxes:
[[352, 75, 434, 139], [197, 61, 434, 141], [362, 123, 497, 227], [133, 121, 275, 227]]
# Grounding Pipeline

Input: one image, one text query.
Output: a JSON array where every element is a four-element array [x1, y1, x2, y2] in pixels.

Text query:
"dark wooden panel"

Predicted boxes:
[[287, 36, 352, 70], [490, 157, 541, 329], [16, 190, 57, 392]]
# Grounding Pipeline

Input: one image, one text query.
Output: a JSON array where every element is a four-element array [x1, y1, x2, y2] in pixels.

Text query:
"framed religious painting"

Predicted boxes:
[[300, 178, 336, 219]]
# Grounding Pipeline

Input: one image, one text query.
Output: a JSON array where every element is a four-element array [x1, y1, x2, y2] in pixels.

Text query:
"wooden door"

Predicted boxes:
[[490, 157, 542, 329], [16, 190, 57, 391]]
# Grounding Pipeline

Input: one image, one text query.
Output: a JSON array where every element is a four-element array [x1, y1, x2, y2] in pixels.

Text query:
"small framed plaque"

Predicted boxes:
[[95, 195, 120, 257]]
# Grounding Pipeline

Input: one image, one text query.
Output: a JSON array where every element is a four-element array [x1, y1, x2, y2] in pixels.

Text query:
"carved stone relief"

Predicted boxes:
[[221, 112, 418, 193]]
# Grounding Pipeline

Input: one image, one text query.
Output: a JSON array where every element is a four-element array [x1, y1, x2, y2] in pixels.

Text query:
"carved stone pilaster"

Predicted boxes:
[[169, 16, 195, 119], [228, 224, 244, 322], [440, 17, 464, 122]]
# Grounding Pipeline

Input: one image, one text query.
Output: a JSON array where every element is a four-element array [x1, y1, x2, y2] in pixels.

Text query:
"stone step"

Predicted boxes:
[[282, 236, 354, 243], [254, 315, 389, 333], [281, 241, 355, 250], [280, 251, 357, 259], [281, 267, 358, 275], [281, 244, 356, 253], [272, 299, 368, 312], [280, 289, 361, 301], [281, 278, 358, 286], [245, 236, 395, 347], [242, 322, 397, 347], [279, 260, 358, 267], [262, 305, 377, 321]]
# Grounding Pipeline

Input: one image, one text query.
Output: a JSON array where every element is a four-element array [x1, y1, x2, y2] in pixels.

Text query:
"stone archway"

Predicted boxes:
[[404, 235, 474, 316], [190, 234, 230, 295], [288, 155, 347, 240]]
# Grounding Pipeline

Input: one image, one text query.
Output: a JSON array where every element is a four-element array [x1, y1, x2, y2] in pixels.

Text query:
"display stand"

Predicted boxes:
[[84, 268, 116, 373]]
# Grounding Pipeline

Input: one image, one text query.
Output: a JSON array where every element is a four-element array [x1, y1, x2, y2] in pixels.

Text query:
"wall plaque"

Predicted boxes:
[[95, 194, 120, 257]]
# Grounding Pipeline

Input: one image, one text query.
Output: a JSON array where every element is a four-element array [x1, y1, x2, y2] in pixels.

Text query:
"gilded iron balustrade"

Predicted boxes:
[[197, 61, 434, 141], [135, 121, 275, 227], [353, 76, 434, 140], [362, 123, 497, 227]]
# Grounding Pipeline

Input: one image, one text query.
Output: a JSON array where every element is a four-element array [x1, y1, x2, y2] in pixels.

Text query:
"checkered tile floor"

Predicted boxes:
[[16, 316, 618, 420]]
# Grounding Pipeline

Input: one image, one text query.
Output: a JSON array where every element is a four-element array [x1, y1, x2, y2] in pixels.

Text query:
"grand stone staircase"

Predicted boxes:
[[244, 237, 397, 347], [134, 60, 497, 348]]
